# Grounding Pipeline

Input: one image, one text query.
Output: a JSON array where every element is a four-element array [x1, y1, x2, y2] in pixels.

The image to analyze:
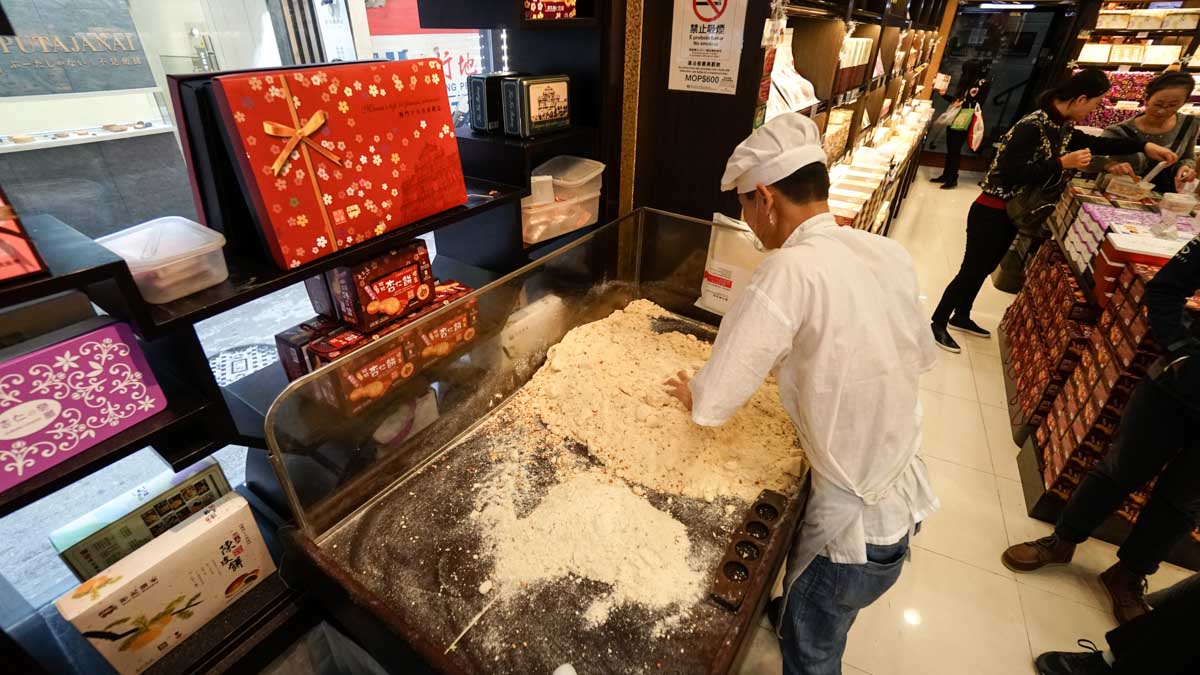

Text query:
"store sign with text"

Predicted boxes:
[[0, 0, 155, 97], [668, 0, 748, 95]]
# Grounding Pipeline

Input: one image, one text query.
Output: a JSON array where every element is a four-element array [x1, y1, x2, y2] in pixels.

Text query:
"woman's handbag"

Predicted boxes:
[[1006, 178, 1064, 237], [934, 103, 961, 128]]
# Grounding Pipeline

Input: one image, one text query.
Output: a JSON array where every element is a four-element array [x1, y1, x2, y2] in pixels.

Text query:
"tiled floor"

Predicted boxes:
[[735, 168, 1195, 675]]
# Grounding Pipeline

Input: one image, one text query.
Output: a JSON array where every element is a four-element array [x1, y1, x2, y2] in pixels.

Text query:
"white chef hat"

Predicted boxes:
[[720, 113, 827, 194]]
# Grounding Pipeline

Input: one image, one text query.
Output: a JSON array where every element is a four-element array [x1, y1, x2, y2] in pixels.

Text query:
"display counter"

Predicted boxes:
[[264, 209, 806, 674]]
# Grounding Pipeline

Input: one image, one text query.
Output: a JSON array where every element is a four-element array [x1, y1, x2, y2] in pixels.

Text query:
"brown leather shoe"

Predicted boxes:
[[1001, 535, 1076, 572], [1099, 563, 1150, 625]]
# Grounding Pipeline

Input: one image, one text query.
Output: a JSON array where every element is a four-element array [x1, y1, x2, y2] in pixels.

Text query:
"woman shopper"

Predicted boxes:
[[931, 76, 989, 189], [930, 69, 1179, 353], [1096, 70, 1199, 193]]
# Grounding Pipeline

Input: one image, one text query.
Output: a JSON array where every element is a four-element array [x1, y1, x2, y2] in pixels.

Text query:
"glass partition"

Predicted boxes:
[[264, 208, 735, 541]]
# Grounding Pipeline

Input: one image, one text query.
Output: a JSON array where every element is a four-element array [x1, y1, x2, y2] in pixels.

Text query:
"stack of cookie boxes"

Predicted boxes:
[[1034, 262, 1200, 543], [1000, 245, 1098, 432]]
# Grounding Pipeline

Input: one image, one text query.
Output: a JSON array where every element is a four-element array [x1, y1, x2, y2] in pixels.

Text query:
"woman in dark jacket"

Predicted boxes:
[[931, 69, 1178, 353], [932, 76, 990, 189]]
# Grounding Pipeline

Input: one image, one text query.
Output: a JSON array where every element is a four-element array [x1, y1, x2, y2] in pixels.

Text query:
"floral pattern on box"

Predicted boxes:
[[215, 60, 467, 270], [0, 322, 166, 494]]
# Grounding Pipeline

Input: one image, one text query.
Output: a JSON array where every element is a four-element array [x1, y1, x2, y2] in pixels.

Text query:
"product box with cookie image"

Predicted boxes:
[[275, 315, 342, 381], [314, 281, 475, 414], [55, 492, 275, 674], [328, 242, 435, 332], [50, 459, 232, 581]]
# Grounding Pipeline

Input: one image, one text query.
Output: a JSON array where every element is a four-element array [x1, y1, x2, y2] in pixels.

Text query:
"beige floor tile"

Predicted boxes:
[[920, 349, 978, 401], [916, 457, 1013, 578], [842, 547, 1032, 675], [997, 477, 1115, 610], [981, 404, 1022, 482], [1018, 583, 1117, 660], [843, 664, 871, 675], [735, 626, 782, 675], [956, 309, 1004, 357], [968, 348, 1008, 408], [919, 390, 993, 473]]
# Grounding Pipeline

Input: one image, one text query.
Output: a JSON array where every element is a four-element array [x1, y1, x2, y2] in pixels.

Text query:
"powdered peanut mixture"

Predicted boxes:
[[526, 299, 803, 502]]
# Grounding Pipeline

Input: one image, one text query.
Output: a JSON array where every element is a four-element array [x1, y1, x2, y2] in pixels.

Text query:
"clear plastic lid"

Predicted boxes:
[[97, 217, 226, 272], [531, 155, 606, 189]]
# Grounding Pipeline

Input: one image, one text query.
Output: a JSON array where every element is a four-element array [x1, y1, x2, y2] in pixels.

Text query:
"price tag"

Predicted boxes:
[[1118, 64, 1132, 72], [1136, 31, 1149, 38]]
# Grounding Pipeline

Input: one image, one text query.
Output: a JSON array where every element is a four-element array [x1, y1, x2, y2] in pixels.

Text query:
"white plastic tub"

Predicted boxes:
[[97, 217, 228, 304], [532, 155, 605, 201], [521, 191, 601, 245]]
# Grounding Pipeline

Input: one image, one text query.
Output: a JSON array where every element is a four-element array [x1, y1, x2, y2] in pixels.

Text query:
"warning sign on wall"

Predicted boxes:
[[668, 0, 748, 96]]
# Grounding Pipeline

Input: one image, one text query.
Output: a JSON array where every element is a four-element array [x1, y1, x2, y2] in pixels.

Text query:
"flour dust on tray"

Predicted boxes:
[[526, 299, 803, 502], [474, 467, 705, 625]]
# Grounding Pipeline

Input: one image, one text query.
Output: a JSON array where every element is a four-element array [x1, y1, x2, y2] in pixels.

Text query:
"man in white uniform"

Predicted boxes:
[[664, 114, 940, 675]]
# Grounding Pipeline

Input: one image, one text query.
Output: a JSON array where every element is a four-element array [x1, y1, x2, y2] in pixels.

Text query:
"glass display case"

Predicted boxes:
[[264, 209, 805, 674]]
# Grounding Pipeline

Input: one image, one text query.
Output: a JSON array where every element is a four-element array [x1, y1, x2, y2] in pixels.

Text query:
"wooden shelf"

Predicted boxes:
[[88, 177, 525, 340]]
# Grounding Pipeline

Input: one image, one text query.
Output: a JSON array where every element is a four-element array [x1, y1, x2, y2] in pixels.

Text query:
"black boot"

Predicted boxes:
[[931, 322, 961, 354], [940, 180, 959, 189], [930, 174, 947, 183]]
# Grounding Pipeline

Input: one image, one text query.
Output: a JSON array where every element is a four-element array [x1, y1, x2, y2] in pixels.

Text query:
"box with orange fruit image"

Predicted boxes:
[[54, 493, 275, 674]]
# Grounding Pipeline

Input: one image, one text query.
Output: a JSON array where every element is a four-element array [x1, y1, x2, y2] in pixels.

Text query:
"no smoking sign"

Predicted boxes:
[[692, 0, 727, 22]]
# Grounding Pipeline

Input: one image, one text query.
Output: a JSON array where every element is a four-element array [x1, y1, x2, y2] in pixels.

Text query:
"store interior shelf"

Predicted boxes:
[[1083, 28, 1196, 37], [1017, 436, 1200, 570], [784, 1, 849, 21], [91, 177, 525, 339], [2, 215, 132, 311], [222, 254, 503, 448], [457, 125, 594, 150], [998, 325, 1034, 448], [0, 391, 217, 518]]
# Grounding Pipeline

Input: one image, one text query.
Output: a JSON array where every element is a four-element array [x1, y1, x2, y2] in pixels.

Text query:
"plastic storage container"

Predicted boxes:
[[532, 155, 605, 201], [521, 191, 601, 244], [98, 217, 228, 304]]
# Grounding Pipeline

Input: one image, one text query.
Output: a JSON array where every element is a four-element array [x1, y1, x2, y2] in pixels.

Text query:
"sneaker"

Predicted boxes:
[[930, 174, 947, 183], [931, 323, 961, 353], [1034, 640, 1112, 675], [949, 316, 991, 338], [940, 181, 958, 189], [1099, 563, 1150, 624], [1002, 534, 1076, 572]]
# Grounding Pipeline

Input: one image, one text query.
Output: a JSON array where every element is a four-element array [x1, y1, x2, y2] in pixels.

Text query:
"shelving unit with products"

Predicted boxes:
[[1071, 2, 1200, 71]]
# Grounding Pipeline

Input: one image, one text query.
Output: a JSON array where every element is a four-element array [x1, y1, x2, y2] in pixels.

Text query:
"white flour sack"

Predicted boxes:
[[695, 213, 769, 316]]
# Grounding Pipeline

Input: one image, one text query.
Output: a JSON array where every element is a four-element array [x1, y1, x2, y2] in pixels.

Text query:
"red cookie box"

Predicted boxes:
[[328, 242, 435, 332], [213, 60, 467, 271], [311, 281, 475, 413], [410, 295, 480, 368], [275, 315, 342, 381]]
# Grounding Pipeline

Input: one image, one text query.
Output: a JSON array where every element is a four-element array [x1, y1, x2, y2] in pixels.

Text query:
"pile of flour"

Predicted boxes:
[[475, 467, 705, 624], [470, 300, 804, 626], [526, 299, 803, 502]]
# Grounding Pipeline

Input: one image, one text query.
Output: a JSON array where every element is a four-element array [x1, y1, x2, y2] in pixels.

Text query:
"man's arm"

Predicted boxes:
[[680, 285, 796, 427], [1145, 235, 1200, 358]]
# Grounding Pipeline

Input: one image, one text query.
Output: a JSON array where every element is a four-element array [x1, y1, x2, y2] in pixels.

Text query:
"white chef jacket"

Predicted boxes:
[[690, 212, 940, 575]]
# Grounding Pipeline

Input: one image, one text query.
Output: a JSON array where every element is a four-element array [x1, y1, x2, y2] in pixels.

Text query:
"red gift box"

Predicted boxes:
[[0, 186, 48, 285], [214, 60, 467, 270]]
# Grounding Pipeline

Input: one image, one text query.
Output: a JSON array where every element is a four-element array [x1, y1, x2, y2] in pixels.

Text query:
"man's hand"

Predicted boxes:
[[1144, 143, 1179, 166], [663, 370, 693, 411], [1059, 149, 1093, 170], [1105, 161, 1135, 177]]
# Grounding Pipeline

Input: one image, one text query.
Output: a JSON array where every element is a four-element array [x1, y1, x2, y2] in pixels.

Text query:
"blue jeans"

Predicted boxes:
[[780, 536, 910, 675]]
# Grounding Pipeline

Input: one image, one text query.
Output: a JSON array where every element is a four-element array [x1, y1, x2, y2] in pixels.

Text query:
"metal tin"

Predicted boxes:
[[502, 74, 570, 137], [468, 71, 520, 133]]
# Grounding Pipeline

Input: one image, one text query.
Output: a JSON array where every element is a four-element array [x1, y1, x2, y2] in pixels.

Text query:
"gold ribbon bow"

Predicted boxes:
[[262, 110, 343, 176]]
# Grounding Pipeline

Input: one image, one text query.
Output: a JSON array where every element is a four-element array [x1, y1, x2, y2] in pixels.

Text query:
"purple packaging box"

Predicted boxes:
[[0, 318, 167, 495]]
